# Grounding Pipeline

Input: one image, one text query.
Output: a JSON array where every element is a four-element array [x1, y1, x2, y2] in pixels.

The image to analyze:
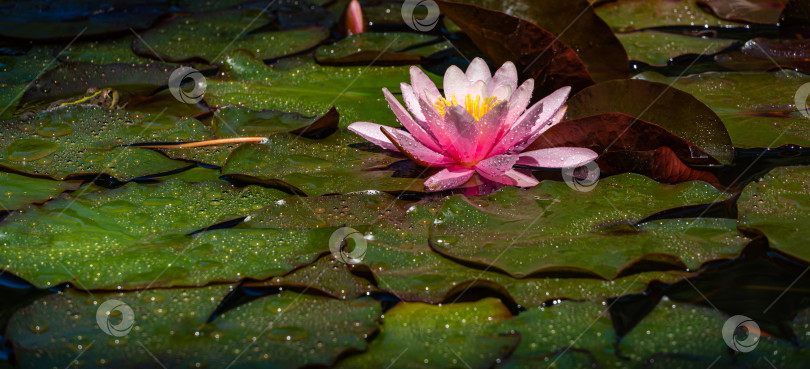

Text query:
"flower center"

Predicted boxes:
[[435, 94, 500, 121]]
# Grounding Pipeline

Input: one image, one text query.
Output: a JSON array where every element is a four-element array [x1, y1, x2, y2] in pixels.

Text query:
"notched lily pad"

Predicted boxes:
[[315, 32, 451, 66], [132, 1, 331, 63], [0, 172, 81, 211], [738, 166, 810, 262], [0, 179, 288, 288], [594, 0, 745, 32], [617, 31, 735, 66], [635, 70, 810, 149], [6, 287, 382, 369], [428, 174, 745, 279], [437, 0, 595, 96], [335, 298, 518, 369], [219, 134, 424, 196], [697, 0, 787, 24], [566, 79, 734, 164], [0, 106, 209, 180]]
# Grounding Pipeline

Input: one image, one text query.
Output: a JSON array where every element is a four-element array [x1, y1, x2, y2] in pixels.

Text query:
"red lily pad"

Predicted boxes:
[[697, 0, 787, 24], [565, 79, 734, 164], [452, 0, 629, 83], [437, 0, 595, 97]]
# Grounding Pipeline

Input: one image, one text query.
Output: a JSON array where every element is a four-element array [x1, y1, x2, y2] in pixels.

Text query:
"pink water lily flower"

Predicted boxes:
[[348, 57, 598, 191]]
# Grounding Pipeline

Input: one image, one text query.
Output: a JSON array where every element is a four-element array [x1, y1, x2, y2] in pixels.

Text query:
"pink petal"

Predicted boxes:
[[474, 154, 517, 177], [474, 102, 508, 160], [465, 57, 491, 84], [488, 61, 518, 97], [424, 166, 475, 192], [400, 83, 426, 123], [443, 65, 471, 101], [490, 86, 570, 156], [477, 168, 539, 188], [504, 79, 534, 127], [417, 95, 457, 159], [516, 147, 598, 168], [383, 87, 443, 153], [348, 122, 399, 151], [409, 66, 441, 102], [445, 105, 480, 163], [511, 105, 568, 153], [381, 127, 455, 167]]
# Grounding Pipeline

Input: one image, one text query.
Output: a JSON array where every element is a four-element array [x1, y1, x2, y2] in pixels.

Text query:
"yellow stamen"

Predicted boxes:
[[436, 94, 500, 121]]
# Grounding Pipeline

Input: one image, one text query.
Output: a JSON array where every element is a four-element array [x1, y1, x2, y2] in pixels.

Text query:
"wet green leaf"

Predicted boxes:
[[59, 37, 158, 64], [595, 0, 745, 32], [617, 31, 735, 65], [206, 52, 434, 125], [315, 32, 450, 66], [0, 106, 209, 180], [132, 3, 330, 63], [336, 298, 518, 369], [219, 135, 424, 196], [0, 179, 287, 288], [6, 287, 382, 369], [429, 174, 746, 278], [738, 166, 810, 262], [635, 70, 810, 148], [0, 172, 81, 211]]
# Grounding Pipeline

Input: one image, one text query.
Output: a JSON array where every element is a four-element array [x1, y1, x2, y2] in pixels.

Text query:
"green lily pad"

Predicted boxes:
[[315, 32, 450, 66], [635, 70, 810, 148], [335, 298, 518, 369], [594, 0, 745, 32], [617, 31, 735, 65], [6, 287, 382, 369], [0, 84, 27, 119], [132, 3, 330, 63], [698, 0, 787, 24], [205, 51, 440, 125], [0, 45, 57, 85], [738, 166, 810, 262], [0, 0, 171, 41], [219, 134, 424, 196], [0, 179, 287, 288], [59, 37, 158, 64], [21, 62, 179, 107], [429, 174, 745, 279], [244, 255, 378, 300], [0, 172, 81, 211], [0, 106, 210, 180], [156, 106, 338, 167]]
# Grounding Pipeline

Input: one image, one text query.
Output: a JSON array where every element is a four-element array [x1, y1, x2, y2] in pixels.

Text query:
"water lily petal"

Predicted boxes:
[[445, 105, 480, 163], [488, 61, 518, 97], [477, 168, 539, 187], [410, 66, 441, 102], [490, 86, 570, 156], [465, 57, 491, 84], [504, 78, 534, 127], [417, 94, 457, 158], [511, 105, 568, 153], [348, 122, 399, 152], [475, 154, 518, 176], [516, 147, 598, 168], [383, 87, 443, 153], [474, 102, 508, 160], [381, 126, 455, 167], [443, 65, 471, 101], [490, 85, 512, 103], [424, 166, 475, 191], [400, 83, 426, 123]]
